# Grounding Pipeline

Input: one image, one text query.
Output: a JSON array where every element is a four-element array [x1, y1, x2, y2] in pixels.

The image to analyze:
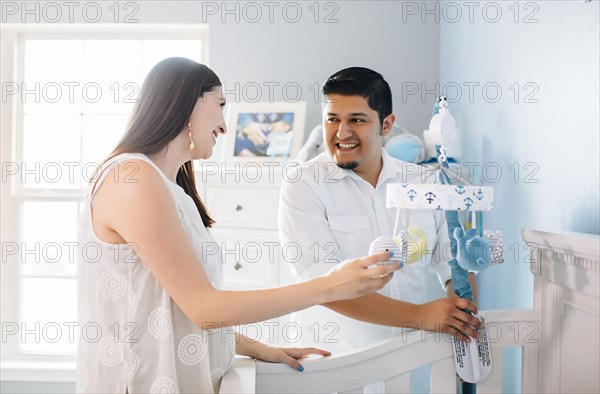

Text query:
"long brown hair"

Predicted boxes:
[[99, 57, 219, 227]]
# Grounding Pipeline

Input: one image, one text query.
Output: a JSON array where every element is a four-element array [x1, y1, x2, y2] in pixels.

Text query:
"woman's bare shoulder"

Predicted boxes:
[[95, 158, 169, 199], [92, 159, 175, 242]]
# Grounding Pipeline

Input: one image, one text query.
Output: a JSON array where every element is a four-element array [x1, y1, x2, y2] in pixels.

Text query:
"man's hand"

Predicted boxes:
[[414, 297, 482, 343]]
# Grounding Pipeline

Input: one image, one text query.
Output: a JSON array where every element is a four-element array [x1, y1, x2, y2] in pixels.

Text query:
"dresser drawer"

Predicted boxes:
[[210, 228, 279, 289], [206, 187, 279, 229]]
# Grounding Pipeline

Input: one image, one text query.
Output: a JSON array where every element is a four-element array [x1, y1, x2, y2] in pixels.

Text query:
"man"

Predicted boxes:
[[278, 67, 480, 355]]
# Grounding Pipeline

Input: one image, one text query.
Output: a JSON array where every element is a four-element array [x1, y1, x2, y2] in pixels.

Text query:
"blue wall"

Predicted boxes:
[[440, 1, 599, 390], [440, 0, 599, 307]]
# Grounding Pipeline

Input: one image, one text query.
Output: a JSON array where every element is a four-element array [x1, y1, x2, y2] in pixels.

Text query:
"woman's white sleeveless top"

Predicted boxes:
[[76, 153, 235, 393]]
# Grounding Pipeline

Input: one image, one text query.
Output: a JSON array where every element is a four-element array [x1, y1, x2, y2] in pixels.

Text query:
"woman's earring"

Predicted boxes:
[[188, 122, 195, 151]]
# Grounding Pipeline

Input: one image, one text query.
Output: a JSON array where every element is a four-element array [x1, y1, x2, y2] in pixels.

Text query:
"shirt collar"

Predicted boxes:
[[377, 149, 404, 187], [317, 149, 403, 187]]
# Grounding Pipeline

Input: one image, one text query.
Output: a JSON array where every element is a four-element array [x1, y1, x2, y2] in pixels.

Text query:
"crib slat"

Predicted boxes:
[[384, 373, 410, 393], [429, 357, 456, 393], [478, 348, 504, 393], [522, 343, 539, 393]]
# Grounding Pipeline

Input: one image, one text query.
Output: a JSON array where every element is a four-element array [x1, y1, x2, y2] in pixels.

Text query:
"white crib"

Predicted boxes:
[[221, 229, 600, 393]]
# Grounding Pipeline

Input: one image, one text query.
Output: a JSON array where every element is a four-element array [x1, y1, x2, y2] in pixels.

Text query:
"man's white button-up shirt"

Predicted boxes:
[[278, 149, 452, 351]]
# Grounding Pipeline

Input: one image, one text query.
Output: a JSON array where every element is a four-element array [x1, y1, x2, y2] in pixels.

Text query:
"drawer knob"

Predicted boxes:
[[234, 262, 242, 270], [235, 205, 243, 211]]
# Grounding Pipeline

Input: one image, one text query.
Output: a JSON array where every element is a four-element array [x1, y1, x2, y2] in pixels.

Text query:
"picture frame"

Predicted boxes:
[[224, 101, 307, 164]]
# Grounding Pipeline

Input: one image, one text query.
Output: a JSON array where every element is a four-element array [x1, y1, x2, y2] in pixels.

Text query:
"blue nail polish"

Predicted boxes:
[[390, 251, 394, 257], [297, 365, 304, 372]]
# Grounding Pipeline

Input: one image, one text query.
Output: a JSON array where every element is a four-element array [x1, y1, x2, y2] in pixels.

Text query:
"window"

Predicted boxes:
[[1, 25, 208, 367]]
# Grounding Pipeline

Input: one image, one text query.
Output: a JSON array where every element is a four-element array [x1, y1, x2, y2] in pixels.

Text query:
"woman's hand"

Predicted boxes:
[[320, 252, 401, 303], [255, 345, 331, 372], [236, 333, 330, 371]]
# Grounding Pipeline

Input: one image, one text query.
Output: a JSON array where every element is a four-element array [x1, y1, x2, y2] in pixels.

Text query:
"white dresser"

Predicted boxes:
[[197, 163, 297, 346]]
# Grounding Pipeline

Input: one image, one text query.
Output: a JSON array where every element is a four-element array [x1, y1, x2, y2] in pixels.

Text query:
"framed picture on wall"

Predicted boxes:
[[224, 101, 307, 164]]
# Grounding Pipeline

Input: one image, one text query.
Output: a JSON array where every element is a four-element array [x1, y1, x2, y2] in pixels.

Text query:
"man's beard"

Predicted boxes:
[[336, 161, 359, 170]]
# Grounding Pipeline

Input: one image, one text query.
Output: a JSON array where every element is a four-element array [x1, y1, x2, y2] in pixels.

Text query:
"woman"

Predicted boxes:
[[76, 57, 399, 393]]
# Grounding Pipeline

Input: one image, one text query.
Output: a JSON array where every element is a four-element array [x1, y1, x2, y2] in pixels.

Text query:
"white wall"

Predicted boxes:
[[137, 0, 441, 134]]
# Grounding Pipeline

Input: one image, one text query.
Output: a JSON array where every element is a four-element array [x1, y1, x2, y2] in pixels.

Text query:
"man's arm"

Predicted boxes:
[[323, 293, 481, 341], [278, 169, 481, 340]]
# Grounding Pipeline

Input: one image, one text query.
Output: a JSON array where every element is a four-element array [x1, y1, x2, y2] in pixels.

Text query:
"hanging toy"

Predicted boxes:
[[423, 96, 462, 161], [430, 98, 498, 387], [454, 227, 493, 271], [368, 235, 406, 268], [484, 229, 504, 265], [400, 227, 430, 265], [389, 201, 431, 266], [383, 96, 505, 387]]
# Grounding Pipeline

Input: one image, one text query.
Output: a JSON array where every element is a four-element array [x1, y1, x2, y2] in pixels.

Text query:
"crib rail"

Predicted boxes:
[[221, 309, 540, 394]]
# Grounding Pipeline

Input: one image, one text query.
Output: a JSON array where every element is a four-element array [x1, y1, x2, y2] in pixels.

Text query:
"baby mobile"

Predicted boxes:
[[370, 96, 504, 392]]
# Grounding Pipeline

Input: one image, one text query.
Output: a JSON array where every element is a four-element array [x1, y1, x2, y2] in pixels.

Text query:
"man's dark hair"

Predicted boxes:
[[322, 67, 393, 124]]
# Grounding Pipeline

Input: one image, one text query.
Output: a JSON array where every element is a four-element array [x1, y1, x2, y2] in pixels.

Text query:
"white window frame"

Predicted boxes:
[[0, 23, 209, 382]]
